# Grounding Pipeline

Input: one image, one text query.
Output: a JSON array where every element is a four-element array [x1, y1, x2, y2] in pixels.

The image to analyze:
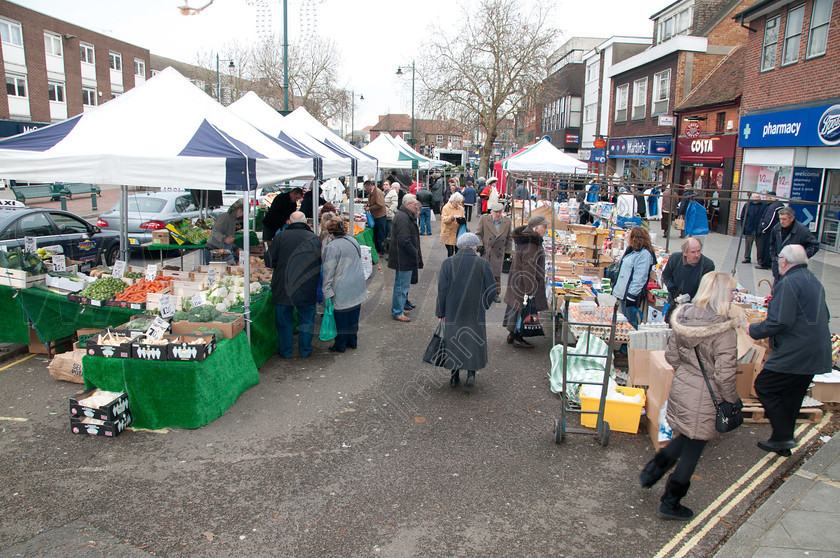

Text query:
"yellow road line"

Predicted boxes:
[[0, 416, 28, 422], [0, 353, 35, 371], [654, 414, 831, 558]]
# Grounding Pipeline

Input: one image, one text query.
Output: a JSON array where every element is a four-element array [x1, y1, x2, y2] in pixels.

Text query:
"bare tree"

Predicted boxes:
[[193, 41, 253, 105], [421, 0, 556, 177]]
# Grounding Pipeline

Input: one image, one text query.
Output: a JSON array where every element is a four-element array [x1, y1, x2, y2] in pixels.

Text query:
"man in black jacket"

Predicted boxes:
[[750, 245, 831, 455], [262, 187, 304, 242], [661, 237, 715, 321], [739, 193, 766, 264], [757, 192, 783, 269], [769, 206, 819, 282], [266, 212, 321, 358], [388, 195, 423, 322]]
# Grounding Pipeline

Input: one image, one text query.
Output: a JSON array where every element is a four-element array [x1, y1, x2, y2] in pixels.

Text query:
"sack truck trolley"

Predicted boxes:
[[553, 298, 620, 446]]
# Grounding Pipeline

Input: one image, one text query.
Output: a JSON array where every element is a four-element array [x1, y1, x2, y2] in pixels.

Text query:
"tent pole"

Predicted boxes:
[[119, 185, 127, 263], [551, 181, 556, 349], [313, 180, 320, 233], [243, 184, 252, 346]]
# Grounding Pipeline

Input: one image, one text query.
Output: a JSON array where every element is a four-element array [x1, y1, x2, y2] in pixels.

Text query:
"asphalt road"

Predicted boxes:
[[0, 221, 833, 557]]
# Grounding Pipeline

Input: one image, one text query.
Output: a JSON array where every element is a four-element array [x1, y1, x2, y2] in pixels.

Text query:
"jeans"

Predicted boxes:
[[384, 219, 392, 245], [392, 269, 412, 317], [333, 305, 361, 350], [419, 207, 432, 234], [620, 299, 642, 330], [465, 204, 473, 222], [373, 216, 387, 255], [275, 304, 315, 358]]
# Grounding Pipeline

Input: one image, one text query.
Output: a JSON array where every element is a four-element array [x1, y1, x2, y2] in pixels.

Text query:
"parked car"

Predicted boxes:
[[96, 191, 217, 246], [0, 207, 120, 266]]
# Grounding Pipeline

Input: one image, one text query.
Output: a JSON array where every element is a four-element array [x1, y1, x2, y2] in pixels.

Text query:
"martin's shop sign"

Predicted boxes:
[[608, 136, 672, 159], [739, 103, 840, 148], [676, 134, 737, 167]]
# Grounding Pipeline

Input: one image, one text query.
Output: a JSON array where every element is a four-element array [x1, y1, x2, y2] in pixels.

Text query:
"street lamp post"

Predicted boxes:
[[282, 0, 289, 111], [216, 54, 235, 105], [350, 91, 364, 147], [396, 60, 415, 146]]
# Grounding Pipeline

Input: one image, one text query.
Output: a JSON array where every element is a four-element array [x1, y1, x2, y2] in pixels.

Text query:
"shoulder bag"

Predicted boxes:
[[422, 322, 448, 367], [694, 347, 743, 433]]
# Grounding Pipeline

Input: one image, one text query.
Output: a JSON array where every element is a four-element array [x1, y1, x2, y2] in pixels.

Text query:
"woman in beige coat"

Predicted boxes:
[[440, 192, 466, 257], [638, 271, 742, 521]]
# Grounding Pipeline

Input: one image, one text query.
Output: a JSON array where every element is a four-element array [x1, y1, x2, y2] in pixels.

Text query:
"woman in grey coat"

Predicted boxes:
[[321, 219, 367, 352], [638, 271, 741, 521], [435, 233, 496, 391]]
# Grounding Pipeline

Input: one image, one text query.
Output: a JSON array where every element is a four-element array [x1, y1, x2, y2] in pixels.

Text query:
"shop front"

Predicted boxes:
[[739, 102, 840, 251], [674, 134, 737, 233], [608, 136, 672, 183]]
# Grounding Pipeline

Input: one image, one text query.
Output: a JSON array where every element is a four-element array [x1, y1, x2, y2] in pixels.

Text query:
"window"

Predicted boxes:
[[762, 16, 780, 71], [109, 52, 121, 71], [658, 7, 692, 44], [715, 112, 726, 133], [632, 78, 647, 120], [18, 213, 54, 238], [782, 4, 805, 65], [584, 103, 597, 124], [615, 84, 628, 122], [80, 43, 94, 64], [82, 87, 97, 106], [662, 18, 675, 41], [6, 74, 26, 98], [652, 70, 670, 116], [44, 32, 62, 57], [134, 59, 145, 76], [48, 82, 65, 102], [570, 97, 582, 127], [0, 18, 23, 46], [585, 62, 599, 83], [50, 213, 89, 234], [807, 0, 833, 58]]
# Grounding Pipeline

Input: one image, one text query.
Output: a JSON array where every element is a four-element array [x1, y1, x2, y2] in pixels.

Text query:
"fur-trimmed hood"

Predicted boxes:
[[512, 225, 543, 247], [669, 304, 743, 348]]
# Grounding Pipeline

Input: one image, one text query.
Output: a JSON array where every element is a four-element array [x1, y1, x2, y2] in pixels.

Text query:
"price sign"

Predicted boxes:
[[145, 264, 158, 282], [1, 244, 7, 253], [52, 254, 66, 272], [239, 255, 246, 269], [145, 316, 169, 340], [191, 292, 207, 308], [24, 236, 36, 254], [158, 294, 175, 319], [112, 260, 126, 279], [207, 267, 217, 288]]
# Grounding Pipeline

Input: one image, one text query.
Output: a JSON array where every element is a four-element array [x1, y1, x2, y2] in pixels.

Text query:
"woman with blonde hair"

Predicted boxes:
[[440, 191, 466, 257], [639, 271, 742, 521]]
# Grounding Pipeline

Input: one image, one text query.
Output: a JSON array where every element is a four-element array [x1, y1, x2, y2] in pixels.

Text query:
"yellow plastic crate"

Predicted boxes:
[[580, 386, 646, 433]]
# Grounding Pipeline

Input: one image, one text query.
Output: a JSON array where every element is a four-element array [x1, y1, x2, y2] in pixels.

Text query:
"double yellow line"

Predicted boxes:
[[0, 353, 36, 372], [654, 412, 832, 558]]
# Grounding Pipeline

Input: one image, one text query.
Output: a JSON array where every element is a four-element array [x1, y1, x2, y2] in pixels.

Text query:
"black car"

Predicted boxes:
[[0, 207, 120, 266]]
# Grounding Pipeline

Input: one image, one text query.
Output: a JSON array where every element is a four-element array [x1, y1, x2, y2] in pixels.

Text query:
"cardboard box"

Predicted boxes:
[[130, 339, 169, 361], [628, 348, 658, 387], [85, 329, 136, 359], [580, 265, 604, 278], [151, 230, 171, 244], [530, 205, 567, 230], [810, 381, 840, 403], [70, 412, 132, 437], [170, 313, 245, 339], [166, 333, 217, 361], [69, 387, 129, 421], [73, 328, 105, 351], [28, 327, 73, 355]]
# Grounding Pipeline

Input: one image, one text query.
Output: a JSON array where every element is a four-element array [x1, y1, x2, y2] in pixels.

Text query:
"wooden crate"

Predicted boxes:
[[741, 397, 823, 424], [0, 267, 45, 289]]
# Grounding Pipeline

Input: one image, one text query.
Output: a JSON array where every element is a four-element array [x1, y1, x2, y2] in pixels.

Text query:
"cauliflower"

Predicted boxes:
[[215, 302, 227, 313]]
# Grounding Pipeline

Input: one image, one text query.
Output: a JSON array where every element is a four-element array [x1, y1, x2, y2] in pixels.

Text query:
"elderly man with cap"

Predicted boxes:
[[436, 232, 497, 391], [475, 201, 513, 303], [503, 214, 549, 348]]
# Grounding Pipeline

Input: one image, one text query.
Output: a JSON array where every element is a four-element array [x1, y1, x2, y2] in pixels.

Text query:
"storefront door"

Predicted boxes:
[[819, 171, 840, 252]]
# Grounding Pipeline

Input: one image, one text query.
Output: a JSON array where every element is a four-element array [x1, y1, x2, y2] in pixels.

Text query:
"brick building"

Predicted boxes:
[[733, 0, 840, 251], [673, 47, 743, 233], [606, 0, 753, 184], [0, 0, 150, 137]]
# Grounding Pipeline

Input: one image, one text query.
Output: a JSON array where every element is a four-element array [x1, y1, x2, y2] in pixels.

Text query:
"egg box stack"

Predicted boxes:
[[69, 387, 132, 437]]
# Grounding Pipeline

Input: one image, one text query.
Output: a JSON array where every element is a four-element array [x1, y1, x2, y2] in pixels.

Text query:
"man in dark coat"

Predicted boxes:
[[262, 187, 304, 242], [749, 245, 831, 455], [436, 233, 496, 391], [757, 192, 783, 269], [475, 202, 512, 303], [388, 195, 423, 322], [739, 193, 766, 263], [503, 215, 549, 349], [768, 206, 819, 282], [461, 179, 477, 222], [266, 211, 322, 358], [430, 172, 445, 214], [661, 237, 715, 322]]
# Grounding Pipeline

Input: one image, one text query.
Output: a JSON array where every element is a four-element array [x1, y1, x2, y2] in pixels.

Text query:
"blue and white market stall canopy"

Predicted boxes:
[[228, 92, 352, 179], [362, 133, 434, 170], [502, 138, 588, 175], [284, 106, 378, 177], [0, 67, 315, 190]]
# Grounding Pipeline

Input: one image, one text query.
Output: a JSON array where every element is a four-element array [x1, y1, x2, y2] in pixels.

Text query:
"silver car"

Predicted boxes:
[[96, 191, 212, 246]]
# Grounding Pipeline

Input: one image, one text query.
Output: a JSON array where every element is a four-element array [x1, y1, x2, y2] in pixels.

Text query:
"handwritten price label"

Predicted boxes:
[[112, 260, 126, 279], [51, 254, 66, 272], [24, 236, 36, 254], [158, 294, 175, 319], [191, 292, 207, 308], [145, 316, 169, 340], [145, 264, 158, 282], [207, 268, 217, 288]]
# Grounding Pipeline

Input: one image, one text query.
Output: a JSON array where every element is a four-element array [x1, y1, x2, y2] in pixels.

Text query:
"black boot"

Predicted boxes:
[[450, 370, 460, 387], [659, 476, 694, 520], [639, 449, 678, 488], [463, 371, 475, 392]]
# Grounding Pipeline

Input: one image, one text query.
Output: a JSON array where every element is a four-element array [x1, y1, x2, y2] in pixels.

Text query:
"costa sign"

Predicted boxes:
[[676, 135, 737, 159], [685, 121, 702, 138]]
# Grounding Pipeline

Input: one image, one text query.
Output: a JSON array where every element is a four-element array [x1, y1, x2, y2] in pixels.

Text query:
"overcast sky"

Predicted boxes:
[[12, 0, 665, 131]]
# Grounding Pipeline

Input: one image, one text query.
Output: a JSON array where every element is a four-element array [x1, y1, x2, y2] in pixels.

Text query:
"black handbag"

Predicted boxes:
[[519, 297, 545, 338], [695, 347, 744, 433], [422, 322, 448, 367]]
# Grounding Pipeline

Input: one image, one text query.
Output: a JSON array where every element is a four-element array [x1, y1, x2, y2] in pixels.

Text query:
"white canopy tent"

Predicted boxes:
[[0, 67, 317, 343], [502, 138, 588, 174], [362, 133, 433, 170]]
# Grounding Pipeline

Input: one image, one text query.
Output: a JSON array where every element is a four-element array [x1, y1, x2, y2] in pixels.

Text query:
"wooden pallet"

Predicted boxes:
[[741, 397, 823, 424]]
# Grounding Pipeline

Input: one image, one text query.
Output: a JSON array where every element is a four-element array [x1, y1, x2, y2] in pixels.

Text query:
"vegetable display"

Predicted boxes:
[[172, 306, 240, 323], [78, 277, 127, 300], [114, 279, 169, 303]]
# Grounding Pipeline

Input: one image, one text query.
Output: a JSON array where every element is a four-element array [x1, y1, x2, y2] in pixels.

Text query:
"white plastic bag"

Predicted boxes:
[[360, 245, 373, 280], [658, 401, 674, 443], [430, 212, 436, 221]]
